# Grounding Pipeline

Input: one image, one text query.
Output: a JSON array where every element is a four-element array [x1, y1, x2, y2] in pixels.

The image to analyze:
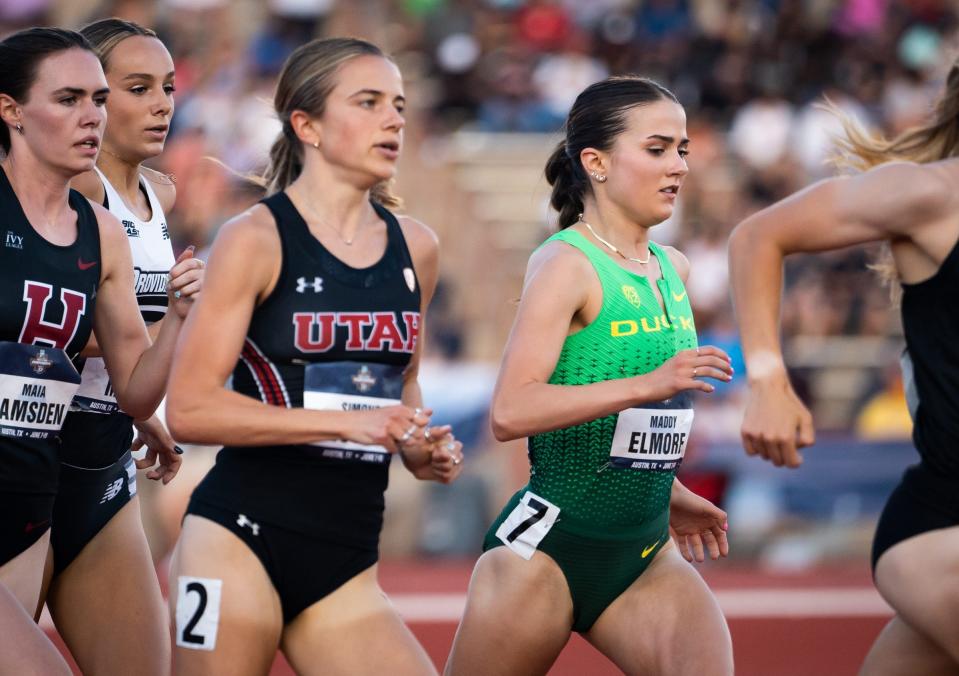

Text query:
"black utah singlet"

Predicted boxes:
[[900, 235, 959, 478], [0, 166, 100, 493], [192, 192, 421, 547]]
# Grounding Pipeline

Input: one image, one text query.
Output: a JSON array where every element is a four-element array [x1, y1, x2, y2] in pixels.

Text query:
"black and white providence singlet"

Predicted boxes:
[[189, 193, 421, 548], [0, 166, 99, 497], [60, 168, 174, 468]]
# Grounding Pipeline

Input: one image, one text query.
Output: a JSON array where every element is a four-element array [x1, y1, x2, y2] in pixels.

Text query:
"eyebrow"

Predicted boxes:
[[121, 71, 176, 81], [350, 88, 406, 102], [647, 134, 690, 145], [52, 86, 110, 97]]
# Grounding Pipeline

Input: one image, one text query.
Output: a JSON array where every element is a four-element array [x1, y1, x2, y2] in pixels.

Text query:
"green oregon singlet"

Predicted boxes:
[[526, 228, 698, 531]]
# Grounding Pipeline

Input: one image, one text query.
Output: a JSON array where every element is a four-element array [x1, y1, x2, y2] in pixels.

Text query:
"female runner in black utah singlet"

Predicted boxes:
[[166, 37, 464, 675], [730, 55, 959, 674], [0, 27, 200, 672]]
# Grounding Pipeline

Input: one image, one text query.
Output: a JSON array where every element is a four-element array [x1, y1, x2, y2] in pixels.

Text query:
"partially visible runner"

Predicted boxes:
[[35, 19, 193, 676], [446, 76, 734, 676], [0, 26, 199, 668], [729, 61, 959, 674], [166, 37, 463, 675]]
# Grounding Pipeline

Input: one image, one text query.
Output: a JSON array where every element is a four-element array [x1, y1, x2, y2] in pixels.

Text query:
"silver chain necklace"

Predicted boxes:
[[577, 214, 650, 265]]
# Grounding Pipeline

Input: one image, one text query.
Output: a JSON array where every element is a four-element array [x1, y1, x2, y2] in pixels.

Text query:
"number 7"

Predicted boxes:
[[506, 497, 548, 543]]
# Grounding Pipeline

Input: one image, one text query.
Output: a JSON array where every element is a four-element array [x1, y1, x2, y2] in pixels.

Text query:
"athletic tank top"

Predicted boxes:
[[0, 165, 100, 493], [60, 169, 175, 467], [194, 192, 421, 546], [900, 236, 959, 477], [526, 229, 698, 530], [71, 168, 173, 414]]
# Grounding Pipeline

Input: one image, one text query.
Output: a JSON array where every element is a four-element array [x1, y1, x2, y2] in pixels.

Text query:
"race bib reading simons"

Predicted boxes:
[[0, 342, 81, 440], [303, 361, 404, 464], [609, 405, 694, 471]]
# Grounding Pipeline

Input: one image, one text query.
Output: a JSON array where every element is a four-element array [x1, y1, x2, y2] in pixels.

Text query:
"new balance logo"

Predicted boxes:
[[99, 478, 125, 504], [122, 219, 140, 238], [236, 514, 260, 536], [296, 276, 323, 294], [5, 231, 23, 249]]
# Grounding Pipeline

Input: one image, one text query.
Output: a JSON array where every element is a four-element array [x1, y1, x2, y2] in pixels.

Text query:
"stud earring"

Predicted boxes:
[[313, 140, 319, 149], [591, 171, 607, 183], [15, 123, 23, 135]]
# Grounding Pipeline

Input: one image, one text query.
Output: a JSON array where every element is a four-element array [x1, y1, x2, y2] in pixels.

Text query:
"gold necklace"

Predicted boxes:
[[578, 214, 650, 265], [294, 194, 358, 246]]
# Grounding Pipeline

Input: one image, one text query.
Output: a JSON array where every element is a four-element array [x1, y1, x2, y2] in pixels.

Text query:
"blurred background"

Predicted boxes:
[[4, 0, 955, 673]]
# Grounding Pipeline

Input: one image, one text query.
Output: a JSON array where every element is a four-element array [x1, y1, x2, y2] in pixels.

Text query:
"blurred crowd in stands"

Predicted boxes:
[[4, 0, 951, 439]]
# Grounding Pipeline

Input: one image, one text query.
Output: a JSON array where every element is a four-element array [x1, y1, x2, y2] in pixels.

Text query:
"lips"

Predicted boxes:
[[75, 136, 99, 149]]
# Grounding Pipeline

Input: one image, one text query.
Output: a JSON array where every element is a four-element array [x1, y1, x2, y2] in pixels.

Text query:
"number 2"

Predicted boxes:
[[181, 582, 207, 645]]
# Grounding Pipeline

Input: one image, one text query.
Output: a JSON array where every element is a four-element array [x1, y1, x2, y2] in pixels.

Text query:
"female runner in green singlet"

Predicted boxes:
[[446, 76, 734, 675]]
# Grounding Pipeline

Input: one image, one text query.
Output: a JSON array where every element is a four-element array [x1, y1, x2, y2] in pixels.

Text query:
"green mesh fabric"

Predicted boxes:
[[526, 229, 698, 529]]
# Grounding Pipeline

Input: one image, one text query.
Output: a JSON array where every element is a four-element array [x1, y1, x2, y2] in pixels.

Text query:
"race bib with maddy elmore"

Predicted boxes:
[[608, 392, 694, 471], [0, 342, 81, 440]]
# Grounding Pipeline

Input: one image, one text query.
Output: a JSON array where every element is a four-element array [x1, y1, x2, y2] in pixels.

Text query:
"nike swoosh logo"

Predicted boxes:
[[671, 291, 687, 302], [77, 258, 98, 270], [641, 539, 661, 558]]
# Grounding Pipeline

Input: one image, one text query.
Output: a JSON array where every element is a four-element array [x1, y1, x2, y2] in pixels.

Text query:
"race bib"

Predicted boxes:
[[609, 395, 694, 471], [303, 362, 403, 464], [73, 357, 118, 414], [495, 491, 561, 560], [0, 342, 81, 440]]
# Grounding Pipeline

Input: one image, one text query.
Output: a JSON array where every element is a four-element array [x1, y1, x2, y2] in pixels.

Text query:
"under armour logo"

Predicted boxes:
[[236, 514, 260, 536], [296, 276, 323, 294], [99, 478, 125, 504]]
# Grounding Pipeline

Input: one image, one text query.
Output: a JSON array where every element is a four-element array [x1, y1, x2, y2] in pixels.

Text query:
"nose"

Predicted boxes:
[[151, 88, 172, 117], [80, 99, 104, 129], [383, 105, 405, 131], [669, 151, 689, 177]]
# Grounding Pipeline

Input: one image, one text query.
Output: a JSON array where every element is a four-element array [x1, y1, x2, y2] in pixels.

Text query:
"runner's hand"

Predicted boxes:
[[168, 246, 205, 318], [635, 346, 733, 402], [741, 376, 815, 468], [425, 429, 464, 484], [344, 405, 430, 453], [669, 481, 728, 562], [132, 414, 182, 484]]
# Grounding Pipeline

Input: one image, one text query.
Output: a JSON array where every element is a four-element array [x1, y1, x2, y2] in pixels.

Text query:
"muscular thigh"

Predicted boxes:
[[860, 616, 958, 676], [0, 531, 50, 612], [874, 526, 959, 662], [170, 514, 283, 676], [281, 564, 435, 676], [445, 547, 574, 676], [586, 543, 732, 676], [47, 498, 168, 676]]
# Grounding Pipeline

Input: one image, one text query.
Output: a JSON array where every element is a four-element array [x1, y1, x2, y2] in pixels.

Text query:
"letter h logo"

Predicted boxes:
[[18, 281, 87, 350]]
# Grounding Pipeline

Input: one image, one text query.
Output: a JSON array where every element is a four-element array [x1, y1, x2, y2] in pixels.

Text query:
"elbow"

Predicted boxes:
[[165, 388, 207, 444], [727, 220, 755, 264], [489, 401, 521, 442], [115, 395, 158, 422]]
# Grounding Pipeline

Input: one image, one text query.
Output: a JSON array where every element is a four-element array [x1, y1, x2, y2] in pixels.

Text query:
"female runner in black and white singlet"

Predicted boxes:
[[39, 19, 190, 676], [0, 26, 201, 670], [166, 38, 463, 675]]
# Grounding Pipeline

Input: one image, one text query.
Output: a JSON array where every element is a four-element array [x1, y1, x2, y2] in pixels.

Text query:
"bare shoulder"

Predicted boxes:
[[658, 244, 690, 282], [140, 166, 177, 213], [856, 161, 952, 221], [528, 236, 594, 280], [396, 214, 439, 257], [71, 170, 105, 205], [214, 202, 280, 253]]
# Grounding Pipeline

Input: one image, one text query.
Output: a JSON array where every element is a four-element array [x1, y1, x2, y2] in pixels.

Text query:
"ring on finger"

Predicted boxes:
[[424, 428, 433, 441], [400, 424, 416, 442], [692, 367, 698, 377], [174, 290, 182, 299], [452, 455, 462, 466]]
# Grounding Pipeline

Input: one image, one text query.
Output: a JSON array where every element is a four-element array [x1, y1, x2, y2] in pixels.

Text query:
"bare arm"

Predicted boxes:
[[92, 205, 200, 419], [165, 206, 418, 448], [491, 242, 731, 442], [728, 161, 953, 466]]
